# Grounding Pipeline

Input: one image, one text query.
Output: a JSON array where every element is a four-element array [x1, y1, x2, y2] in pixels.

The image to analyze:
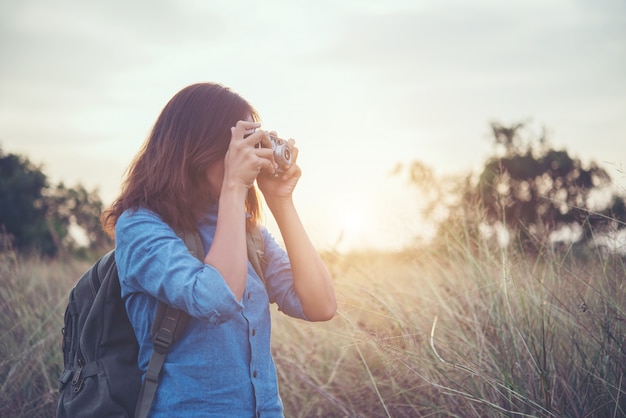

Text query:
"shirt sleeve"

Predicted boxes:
[[115, 208, 243, 324], [261, 227, 308, 320]]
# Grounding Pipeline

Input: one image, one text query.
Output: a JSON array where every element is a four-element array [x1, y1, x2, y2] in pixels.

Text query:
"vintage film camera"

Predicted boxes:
[[246, 130, 292, 173], [267, 134, 292, 173]]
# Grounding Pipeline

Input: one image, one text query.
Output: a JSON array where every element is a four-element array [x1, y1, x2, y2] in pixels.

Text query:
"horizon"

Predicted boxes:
[[1, 0, 625, 251]]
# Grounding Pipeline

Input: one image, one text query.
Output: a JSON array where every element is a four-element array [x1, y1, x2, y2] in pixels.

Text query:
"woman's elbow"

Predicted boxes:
[[305, 298, 337, 322]]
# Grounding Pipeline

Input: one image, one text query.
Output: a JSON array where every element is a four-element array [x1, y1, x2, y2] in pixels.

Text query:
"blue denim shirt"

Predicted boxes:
[[115, 205, 307, 417]]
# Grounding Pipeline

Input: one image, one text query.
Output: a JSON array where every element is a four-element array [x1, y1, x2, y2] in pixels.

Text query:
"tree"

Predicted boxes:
[[0, 149, 55, 254], [43, 182, 112, 253], [0, 147, 112, 256], [397, 122, 626, 253], [478, 122, 625, 248]]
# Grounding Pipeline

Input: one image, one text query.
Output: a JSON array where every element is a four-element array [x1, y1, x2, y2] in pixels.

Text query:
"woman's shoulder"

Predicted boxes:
[[118, 207, 162, 223], [116, 207, 166, 235]]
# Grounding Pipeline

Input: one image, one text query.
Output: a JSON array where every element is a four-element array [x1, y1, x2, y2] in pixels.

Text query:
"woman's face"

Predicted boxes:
[[206, 158, 225, 199]]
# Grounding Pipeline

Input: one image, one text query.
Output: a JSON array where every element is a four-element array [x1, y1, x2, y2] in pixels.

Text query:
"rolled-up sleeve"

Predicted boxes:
[[261, 228, 308, 320], [115, 208, 243, 323]]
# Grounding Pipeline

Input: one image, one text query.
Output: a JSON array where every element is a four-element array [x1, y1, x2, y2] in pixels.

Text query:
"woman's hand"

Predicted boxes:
[[207, 120, 275, 300], [256, 133, 300, 203], [256, 134, 336, 321], [223, 121, 276, 191]]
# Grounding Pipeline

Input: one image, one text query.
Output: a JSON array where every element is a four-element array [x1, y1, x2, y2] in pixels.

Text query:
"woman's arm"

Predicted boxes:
[[115, 209, 243, 322], [204, 121, 275, 300], [266, 197, 336, 321], [258, 137, 336, 321]]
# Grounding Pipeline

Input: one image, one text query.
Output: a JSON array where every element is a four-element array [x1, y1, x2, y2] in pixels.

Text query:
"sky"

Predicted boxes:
[[1, 0, 625, 251]]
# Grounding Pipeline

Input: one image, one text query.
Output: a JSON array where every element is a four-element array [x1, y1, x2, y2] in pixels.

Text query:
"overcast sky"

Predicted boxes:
[[1, 0, 625, 251]]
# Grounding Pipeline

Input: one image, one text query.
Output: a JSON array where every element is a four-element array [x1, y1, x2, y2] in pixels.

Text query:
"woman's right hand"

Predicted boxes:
[[223, 120, 276, 190], [206, 120, 275, 301]]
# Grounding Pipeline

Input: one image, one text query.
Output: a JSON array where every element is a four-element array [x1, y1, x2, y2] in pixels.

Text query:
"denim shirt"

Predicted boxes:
[[115, 205, 307, 417]]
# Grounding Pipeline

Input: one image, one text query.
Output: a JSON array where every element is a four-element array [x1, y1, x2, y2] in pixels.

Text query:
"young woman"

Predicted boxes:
[[101, 82, 336, 417]]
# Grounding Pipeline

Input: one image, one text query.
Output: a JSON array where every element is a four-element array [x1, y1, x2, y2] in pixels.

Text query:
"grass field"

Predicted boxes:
[[1, 233, 624, 417]]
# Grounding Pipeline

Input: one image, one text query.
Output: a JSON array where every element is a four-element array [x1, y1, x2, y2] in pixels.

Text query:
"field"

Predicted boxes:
[[1, 234, 624, 417]]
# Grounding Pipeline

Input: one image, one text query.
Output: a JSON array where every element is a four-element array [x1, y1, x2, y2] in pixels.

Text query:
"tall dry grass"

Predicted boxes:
[[0, 249, 90, 417], [0, 229, 624, 417], [274, 235, 625, 417]]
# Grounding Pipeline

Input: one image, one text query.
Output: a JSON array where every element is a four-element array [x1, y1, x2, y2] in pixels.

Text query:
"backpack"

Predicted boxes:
[[57, 228, 267, 418]]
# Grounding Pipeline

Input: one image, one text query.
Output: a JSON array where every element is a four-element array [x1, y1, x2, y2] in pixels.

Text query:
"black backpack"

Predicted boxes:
[[57, 229, 267, 418]]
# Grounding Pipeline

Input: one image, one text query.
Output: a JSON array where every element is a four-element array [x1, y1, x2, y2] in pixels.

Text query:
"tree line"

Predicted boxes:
[[0, 146, 112, 257], [2, 121, 625, 258], [398, 121, 626, 254]]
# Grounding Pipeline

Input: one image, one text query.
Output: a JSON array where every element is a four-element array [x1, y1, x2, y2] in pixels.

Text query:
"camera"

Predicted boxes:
[[267, 134, 292, 173], [247, 130, 292, 173]]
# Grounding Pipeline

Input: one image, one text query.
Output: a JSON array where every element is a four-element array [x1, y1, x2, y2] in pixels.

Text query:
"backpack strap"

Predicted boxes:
[[246, 227, 267, 287], [135, 230, 202, 418]]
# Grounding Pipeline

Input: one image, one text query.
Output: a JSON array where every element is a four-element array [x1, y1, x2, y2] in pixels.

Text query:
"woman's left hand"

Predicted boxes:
[[256, 134, 336, 322], [256, 134, 300, 202]]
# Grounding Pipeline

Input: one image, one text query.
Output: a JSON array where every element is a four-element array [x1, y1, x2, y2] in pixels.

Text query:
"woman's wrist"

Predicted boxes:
[[265, 196, 295, 216], [220, 178, 250, 202]]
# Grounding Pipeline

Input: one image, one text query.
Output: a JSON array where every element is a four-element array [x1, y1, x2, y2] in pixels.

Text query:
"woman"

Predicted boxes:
[[101, 82, 336, 417]]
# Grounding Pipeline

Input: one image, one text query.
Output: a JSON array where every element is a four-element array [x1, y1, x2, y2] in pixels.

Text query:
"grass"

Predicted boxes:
[[0, 231, 624, 417], [0, 250, 90, 417], [273, 235, 625, 417]]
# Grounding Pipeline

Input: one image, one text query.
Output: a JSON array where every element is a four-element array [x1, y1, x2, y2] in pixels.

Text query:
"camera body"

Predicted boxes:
[[248, 129, 292, 173], [268, 134, 292, 173]]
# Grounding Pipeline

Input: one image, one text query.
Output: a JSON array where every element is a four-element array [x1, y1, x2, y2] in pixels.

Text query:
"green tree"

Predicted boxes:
[[398, 122, 626, 252], [0, 149, 55, 254], [0, 147, 112, 256], [43, 182, 112, 253], [478, 122, 625, 248]]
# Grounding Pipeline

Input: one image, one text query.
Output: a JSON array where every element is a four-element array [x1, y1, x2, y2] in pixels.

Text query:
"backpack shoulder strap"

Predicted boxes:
[[135, 229, 203, 418], [246, 226, 267, 286]]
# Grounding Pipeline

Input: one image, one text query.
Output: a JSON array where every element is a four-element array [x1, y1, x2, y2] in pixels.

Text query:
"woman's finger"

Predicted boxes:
[[232, 121, 261, 142], [243, 129, 272, 149]]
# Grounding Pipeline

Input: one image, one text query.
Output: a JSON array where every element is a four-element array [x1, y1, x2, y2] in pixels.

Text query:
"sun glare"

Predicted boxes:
[[342, 211, 366, 233], [336, 209, 372, 250]]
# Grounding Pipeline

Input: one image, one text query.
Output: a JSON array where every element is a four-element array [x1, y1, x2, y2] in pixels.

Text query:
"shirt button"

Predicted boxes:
[[247, 292, 251, 300], [207, 310, 221, 325], [251, 329, 256, 336], [253, 370, 258, 378]]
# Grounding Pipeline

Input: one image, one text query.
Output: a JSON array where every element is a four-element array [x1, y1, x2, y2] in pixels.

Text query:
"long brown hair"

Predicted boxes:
[[101, 83, 261, 237]]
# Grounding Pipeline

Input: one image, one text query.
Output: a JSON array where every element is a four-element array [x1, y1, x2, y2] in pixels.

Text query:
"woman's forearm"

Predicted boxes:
[[204, 183, 249, 300], [267, 198, 336, 321]]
